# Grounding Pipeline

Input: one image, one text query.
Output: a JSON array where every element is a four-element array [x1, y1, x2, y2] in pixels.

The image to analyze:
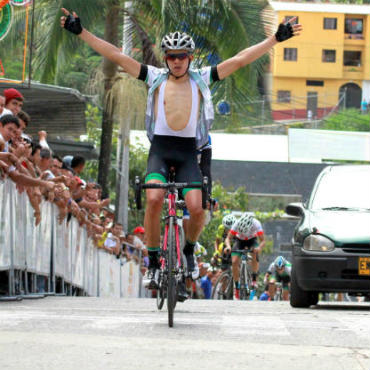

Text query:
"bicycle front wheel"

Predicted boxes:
[[167, 218, 177, 327], [156, 271, 165, 310], [212, 270, 233, 300], [240, 263, 252, 300]]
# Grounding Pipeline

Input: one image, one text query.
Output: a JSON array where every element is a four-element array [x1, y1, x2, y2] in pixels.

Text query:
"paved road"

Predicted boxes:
[[0, 297, 369, 370]]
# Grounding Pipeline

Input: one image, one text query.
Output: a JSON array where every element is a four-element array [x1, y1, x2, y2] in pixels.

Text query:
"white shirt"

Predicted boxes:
[[43, 170, 55, 180], [0, 132, 15, 173], [104, 233, 117, 249], [0, 108, 12, 118]]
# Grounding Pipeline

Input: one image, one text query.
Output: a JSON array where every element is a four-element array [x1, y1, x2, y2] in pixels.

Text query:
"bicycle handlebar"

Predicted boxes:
[[140, 182, 202, 190], [233, 248, 255, 254], [134, 176, 208, 210]]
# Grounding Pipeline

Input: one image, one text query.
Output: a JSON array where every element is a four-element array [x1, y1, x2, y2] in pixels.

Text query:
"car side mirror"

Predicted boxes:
[[286, 202, 305, 217]]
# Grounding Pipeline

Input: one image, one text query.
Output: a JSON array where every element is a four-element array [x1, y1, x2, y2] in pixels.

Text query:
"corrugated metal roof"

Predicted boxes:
[[0, 81, 86, 140], [269, 1, 370, 15]]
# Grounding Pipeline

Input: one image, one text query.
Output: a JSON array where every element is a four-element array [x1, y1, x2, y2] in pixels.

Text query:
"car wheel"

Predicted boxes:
[[290, 266, 312, 308]]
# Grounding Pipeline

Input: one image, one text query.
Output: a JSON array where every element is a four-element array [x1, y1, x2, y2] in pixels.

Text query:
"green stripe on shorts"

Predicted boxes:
[[145, 173, 166, 184], [182, 182, 201, 198], [231, 252, 242, 257]]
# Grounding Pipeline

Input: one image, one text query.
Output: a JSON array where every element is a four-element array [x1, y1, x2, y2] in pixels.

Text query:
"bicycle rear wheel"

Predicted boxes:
[[167, 218, 177, 327], [212, 270, 233, 300]]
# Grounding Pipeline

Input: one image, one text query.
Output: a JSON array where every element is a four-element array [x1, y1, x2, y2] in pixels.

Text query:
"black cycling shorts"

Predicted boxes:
[[145, 135, 202, 197], [231, 237, 259, 261], [276, 274, 291, 288]]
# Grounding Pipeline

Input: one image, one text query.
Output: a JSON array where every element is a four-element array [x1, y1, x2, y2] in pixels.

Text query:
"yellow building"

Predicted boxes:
[[268, 1, 370, 120]]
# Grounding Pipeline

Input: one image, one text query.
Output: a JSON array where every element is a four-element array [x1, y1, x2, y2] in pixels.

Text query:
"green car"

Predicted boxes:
[[286, 165, 370, 307]]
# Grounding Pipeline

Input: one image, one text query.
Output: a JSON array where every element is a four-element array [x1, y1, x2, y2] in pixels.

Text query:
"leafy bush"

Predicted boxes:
[[321, 109, 370, 132]]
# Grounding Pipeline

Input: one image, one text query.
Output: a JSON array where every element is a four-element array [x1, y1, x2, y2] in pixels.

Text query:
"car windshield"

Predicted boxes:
[[310, 167, 370, 211]]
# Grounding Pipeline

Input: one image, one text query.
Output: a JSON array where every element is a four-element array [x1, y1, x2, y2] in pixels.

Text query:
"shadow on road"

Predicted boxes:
[[312, 303, 370, 311]]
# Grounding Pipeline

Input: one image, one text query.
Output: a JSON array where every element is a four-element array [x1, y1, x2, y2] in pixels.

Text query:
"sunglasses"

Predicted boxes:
[[165, 52, 189, 61]]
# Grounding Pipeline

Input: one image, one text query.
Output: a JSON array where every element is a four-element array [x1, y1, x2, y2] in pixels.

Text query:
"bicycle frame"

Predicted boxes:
[[234, 249, 254, 300], [135, 174, 208, 327], [162, 192, 182, 270]]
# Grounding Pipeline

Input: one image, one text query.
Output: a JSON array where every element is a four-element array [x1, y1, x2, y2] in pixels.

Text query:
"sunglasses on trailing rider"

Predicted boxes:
[[165, 52, 190, 61]]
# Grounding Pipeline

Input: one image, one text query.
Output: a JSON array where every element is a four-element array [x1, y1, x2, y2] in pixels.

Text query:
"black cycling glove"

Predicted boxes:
[[275, 22, 294, 42], [64, 14, 83, 35]]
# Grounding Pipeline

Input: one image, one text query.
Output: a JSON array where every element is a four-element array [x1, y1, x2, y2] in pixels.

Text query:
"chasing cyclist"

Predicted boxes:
[[60, 9, 302, 301], [224, 213, 265, 300], [264, 256, 291, 301], [211, 213, 236, 270]]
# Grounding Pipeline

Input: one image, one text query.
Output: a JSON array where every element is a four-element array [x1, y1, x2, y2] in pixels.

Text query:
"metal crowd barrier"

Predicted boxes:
[[0, 179, 142, 300]]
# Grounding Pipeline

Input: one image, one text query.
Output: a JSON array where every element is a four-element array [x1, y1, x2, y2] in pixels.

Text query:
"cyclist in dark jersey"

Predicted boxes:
[[264, 256, 291, 301]]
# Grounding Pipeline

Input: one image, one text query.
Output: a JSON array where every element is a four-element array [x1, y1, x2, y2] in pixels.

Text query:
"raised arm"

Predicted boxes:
[[60, 8, 141, 78], [217, 17, 302, 80]]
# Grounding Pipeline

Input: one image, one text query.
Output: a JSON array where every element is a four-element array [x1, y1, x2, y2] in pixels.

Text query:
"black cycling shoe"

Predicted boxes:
[[177, 281, 189, 302], [147, 268, 159, 290], [185, 253, 195, 273]]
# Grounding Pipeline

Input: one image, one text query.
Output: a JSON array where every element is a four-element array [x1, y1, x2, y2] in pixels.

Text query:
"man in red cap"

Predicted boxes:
[[3, 88, 24, 116]]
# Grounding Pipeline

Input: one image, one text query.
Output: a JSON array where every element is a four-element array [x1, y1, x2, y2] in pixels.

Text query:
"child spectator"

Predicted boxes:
[[0, 114, 19, 151], [103, 223, 123, 256], [3, 88, 24, 116]]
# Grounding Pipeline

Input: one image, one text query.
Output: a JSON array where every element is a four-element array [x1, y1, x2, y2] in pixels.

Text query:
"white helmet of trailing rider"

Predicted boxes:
[[161, 31, 195, 53], [222, 214, 236, 229], [236, 213, 254, 235]]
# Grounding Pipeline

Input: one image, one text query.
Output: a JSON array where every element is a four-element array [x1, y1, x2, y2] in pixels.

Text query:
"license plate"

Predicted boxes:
[[359, 257, 370, 276]]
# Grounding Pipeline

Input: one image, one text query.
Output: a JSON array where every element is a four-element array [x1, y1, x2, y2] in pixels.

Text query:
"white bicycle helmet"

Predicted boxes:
[[236, 213, 254, 235], [222, 214, 236, 229], [161, 31, 195, 53]]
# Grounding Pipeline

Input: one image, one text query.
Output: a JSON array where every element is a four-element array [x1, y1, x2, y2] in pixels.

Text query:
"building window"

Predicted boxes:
[[343, 51, 362, 66], [345, 18, 363, 39], [284, 48, 297, 61], [277, 90, 291, 103], [306, 80, 324, 87], [322, 49, 336, 63], [324, 18, 337, 30], [284, 16, 298, 25]]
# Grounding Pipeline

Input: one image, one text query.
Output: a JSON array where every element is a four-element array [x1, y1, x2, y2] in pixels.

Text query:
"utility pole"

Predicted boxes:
[[115, 1, 132, 230]]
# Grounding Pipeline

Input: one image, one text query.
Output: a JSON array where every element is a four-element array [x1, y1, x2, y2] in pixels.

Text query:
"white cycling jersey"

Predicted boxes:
[[230, 218, 264, 241]]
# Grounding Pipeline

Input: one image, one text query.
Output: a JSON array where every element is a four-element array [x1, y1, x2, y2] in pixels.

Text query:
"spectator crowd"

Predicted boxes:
[[0, 87, 149, 295]]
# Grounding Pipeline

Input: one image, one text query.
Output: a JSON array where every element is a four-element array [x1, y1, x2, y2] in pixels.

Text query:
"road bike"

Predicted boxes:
[[212, 248, 254, 300], [274, 281, 283, 301], [135, 171, 208, 327], [235, 249, 254, 300]]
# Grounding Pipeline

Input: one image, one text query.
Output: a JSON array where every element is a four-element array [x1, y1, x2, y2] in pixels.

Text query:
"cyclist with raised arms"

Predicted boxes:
[[264, 255, 291, 301], [60, 9, 302, 300], [224, 213, 265, 300]]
